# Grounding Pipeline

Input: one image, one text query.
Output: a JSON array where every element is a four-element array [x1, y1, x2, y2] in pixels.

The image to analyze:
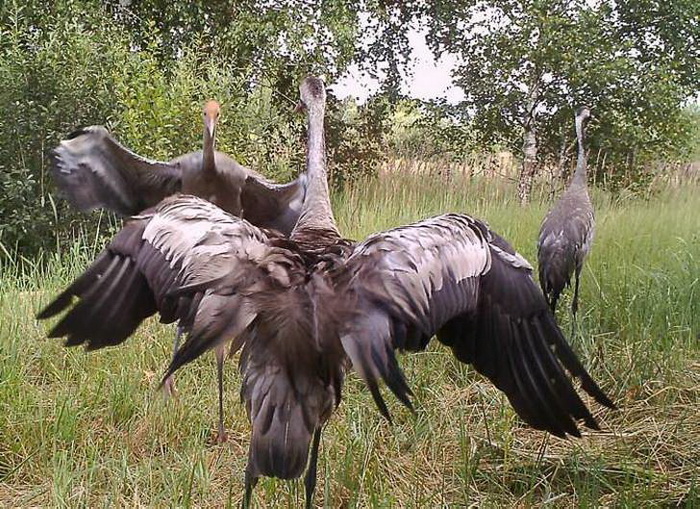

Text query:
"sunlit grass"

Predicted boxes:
[[1, 174, 698, 506]]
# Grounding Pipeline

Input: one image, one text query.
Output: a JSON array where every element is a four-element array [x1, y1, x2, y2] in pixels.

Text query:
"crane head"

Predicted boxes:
[[296, 76, 326, 115], [576, 105, 592, 123], [203, 100, 220, 138]]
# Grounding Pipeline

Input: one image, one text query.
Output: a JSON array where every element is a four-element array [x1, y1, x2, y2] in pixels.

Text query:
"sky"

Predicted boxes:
[[330, 26, 465, 104]]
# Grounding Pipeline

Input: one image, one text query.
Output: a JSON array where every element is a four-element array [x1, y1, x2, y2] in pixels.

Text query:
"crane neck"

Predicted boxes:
[[202, 123, 216, 175], [571, 114, 588, 186], [291, 103, 340, 243]]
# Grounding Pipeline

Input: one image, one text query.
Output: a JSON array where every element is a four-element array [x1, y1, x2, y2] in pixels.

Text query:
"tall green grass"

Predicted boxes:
[[1, 174, 698, 507]]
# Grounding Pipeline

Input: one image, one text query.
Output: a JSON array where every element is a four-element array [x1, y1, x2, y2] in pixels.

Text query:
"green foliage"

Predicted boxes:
[[386, 99, 476, 160], [105, 0, 361, 78], [1, 0, 698, 259], [0, 0, 373, 260], [368, 0, 700, 176], [1, 176, 698, 506], [326, 94, 391, 189], [683, 105, 700, 161], [0, 0, 130, 256]]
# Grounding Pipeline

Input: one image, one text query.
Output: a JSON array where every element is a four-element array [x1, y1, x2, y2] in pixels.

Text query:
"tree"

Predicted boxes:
[[368, 0, 700, 202], [0, 0, 390, 259], [105, 0, 362, 90]]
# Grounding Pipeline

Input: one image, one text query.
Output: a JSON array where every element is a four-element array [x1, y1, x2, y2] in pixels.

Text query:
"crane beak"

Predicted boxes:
[[205, 115, 217, 138], [294, 101, 306, 114]]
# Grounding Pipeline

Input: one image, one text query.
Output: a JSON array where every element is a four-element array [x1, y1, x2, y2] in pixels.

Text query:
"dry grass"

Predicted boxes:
[[1, 173, 698, 507]]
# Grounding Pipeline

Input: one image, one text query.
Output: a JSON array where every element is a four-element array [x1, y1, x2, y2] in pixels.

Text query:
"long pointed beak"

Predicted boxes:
[[205, 115, 216, 138]]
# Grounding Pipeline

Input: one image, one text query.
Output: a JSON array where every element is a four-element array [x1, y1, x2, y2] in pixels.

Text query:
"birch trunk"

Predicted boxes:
[[517, 84, 540, 206], [517, 119, 538, 205]]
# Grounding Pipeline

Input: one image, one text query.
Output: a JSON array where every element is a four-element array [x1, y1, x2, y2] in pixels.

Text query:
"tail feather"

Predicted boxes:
[[537, 243, 575, 311], [245, 369, 316, 480]]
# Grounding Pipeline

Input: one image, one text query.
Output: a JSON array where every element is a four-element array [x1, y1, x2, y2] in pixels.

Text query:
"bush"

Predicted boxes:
[[0, 1, 389, 261], [0, 1, 131, 257]]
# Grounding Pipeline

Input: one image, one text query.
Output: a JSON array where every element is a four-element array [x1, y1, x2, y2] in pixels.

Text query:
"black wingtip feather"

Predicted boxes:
[[37, 291, 74, 320], [161, 331, 220, 386], [518, 319, 584, 437], [579, 374, 618, 410], [37, 251, 112, 320], [370, 343, 415, 413], [64, 126, 91, 140], [366, 377, 392, 424], [432, 239, 616, 439], [539, 312, 617, 411]]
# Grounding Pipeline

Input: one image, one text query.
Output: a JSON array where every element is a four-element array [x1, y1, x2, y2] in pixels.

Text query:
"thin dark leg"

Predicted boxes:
[[163, 325, 184, 397], [572, 268, 581, 318], [242, 467, 258, 509], [304, 428, 322, 509], [549, 291, 559, 315], [216, 344, 228, 443]]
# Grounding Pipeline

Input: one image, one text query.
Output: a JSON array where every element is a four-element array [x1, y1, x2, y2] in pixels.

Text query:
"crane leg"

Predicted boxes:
[[304, 427, 322, 509], [547, 287, 561, 315], [215, 344, 228, 444], [572, 268, 581, 318], [162, 325, 184, 398], [242, 467, 258, 509]]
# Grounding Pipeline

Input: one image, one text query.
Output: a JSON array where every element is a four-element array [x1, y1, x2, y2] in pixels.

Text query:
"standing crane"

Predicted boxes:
[[50, 101, 308, 442], [537, 106, 594, 316], [50, 101, 307, 236], [39, 81, 614, 508]]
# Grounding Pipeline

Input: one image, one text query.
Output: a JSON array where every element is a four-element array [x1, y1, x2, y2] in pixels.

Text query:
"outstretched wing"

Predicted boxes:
[[339, 213, 615, 438], [38, 194, 333, 480], [37, 195, 278, 359], [241, 172, 308, 236], [51, 126, 183, 215]]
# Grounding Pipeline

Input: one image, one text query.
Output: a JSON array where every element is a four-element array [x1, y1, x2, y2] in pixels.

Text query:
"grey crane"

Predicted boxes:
[[50, 100, 307, 236], [51, 103, 308, 357], [537, 106, 594, 316], [38, 80, 615, 508], [50, 100, 308, 442]]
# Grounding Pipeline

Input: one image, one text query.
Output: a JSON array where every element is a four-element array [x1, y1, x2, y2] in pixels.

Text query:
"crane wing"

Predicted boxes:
[[37, 195, 280, 361], [38, 194, 329, 479], [241, 172, 308, 236], [339, 213, 615, 438], [51, 126, 182, 215]]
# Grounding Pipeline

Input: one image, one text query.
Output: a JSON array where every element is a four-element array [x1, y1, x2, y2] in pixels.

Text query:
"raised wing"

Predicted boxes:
[[37, 194, 275, 354], [38, 194, 333, 481], [51, 126, 182, 215], [241, 172, 308, 236], [339, 213, 615, 437]]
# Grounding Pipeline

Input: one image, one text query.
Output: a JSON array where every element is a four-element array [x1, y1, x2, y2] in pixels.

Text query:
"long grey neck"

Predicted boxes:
[[202, 126, 216, 174], [291, 104, 339, 241], [571, 114, 588, 186]]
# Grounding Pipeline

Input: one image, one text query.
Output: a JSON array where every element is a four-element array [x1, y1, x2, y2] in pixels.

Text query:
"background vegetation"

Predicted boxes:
[[1, 1, 699, 506], [1, 173, 698, 506], [1, 0, 699, 258]]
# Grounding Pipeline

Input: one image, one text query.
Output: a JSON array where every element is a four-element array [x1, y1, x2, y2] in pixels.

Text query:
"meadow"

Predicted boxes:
[[1, 172, 698, 507]]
